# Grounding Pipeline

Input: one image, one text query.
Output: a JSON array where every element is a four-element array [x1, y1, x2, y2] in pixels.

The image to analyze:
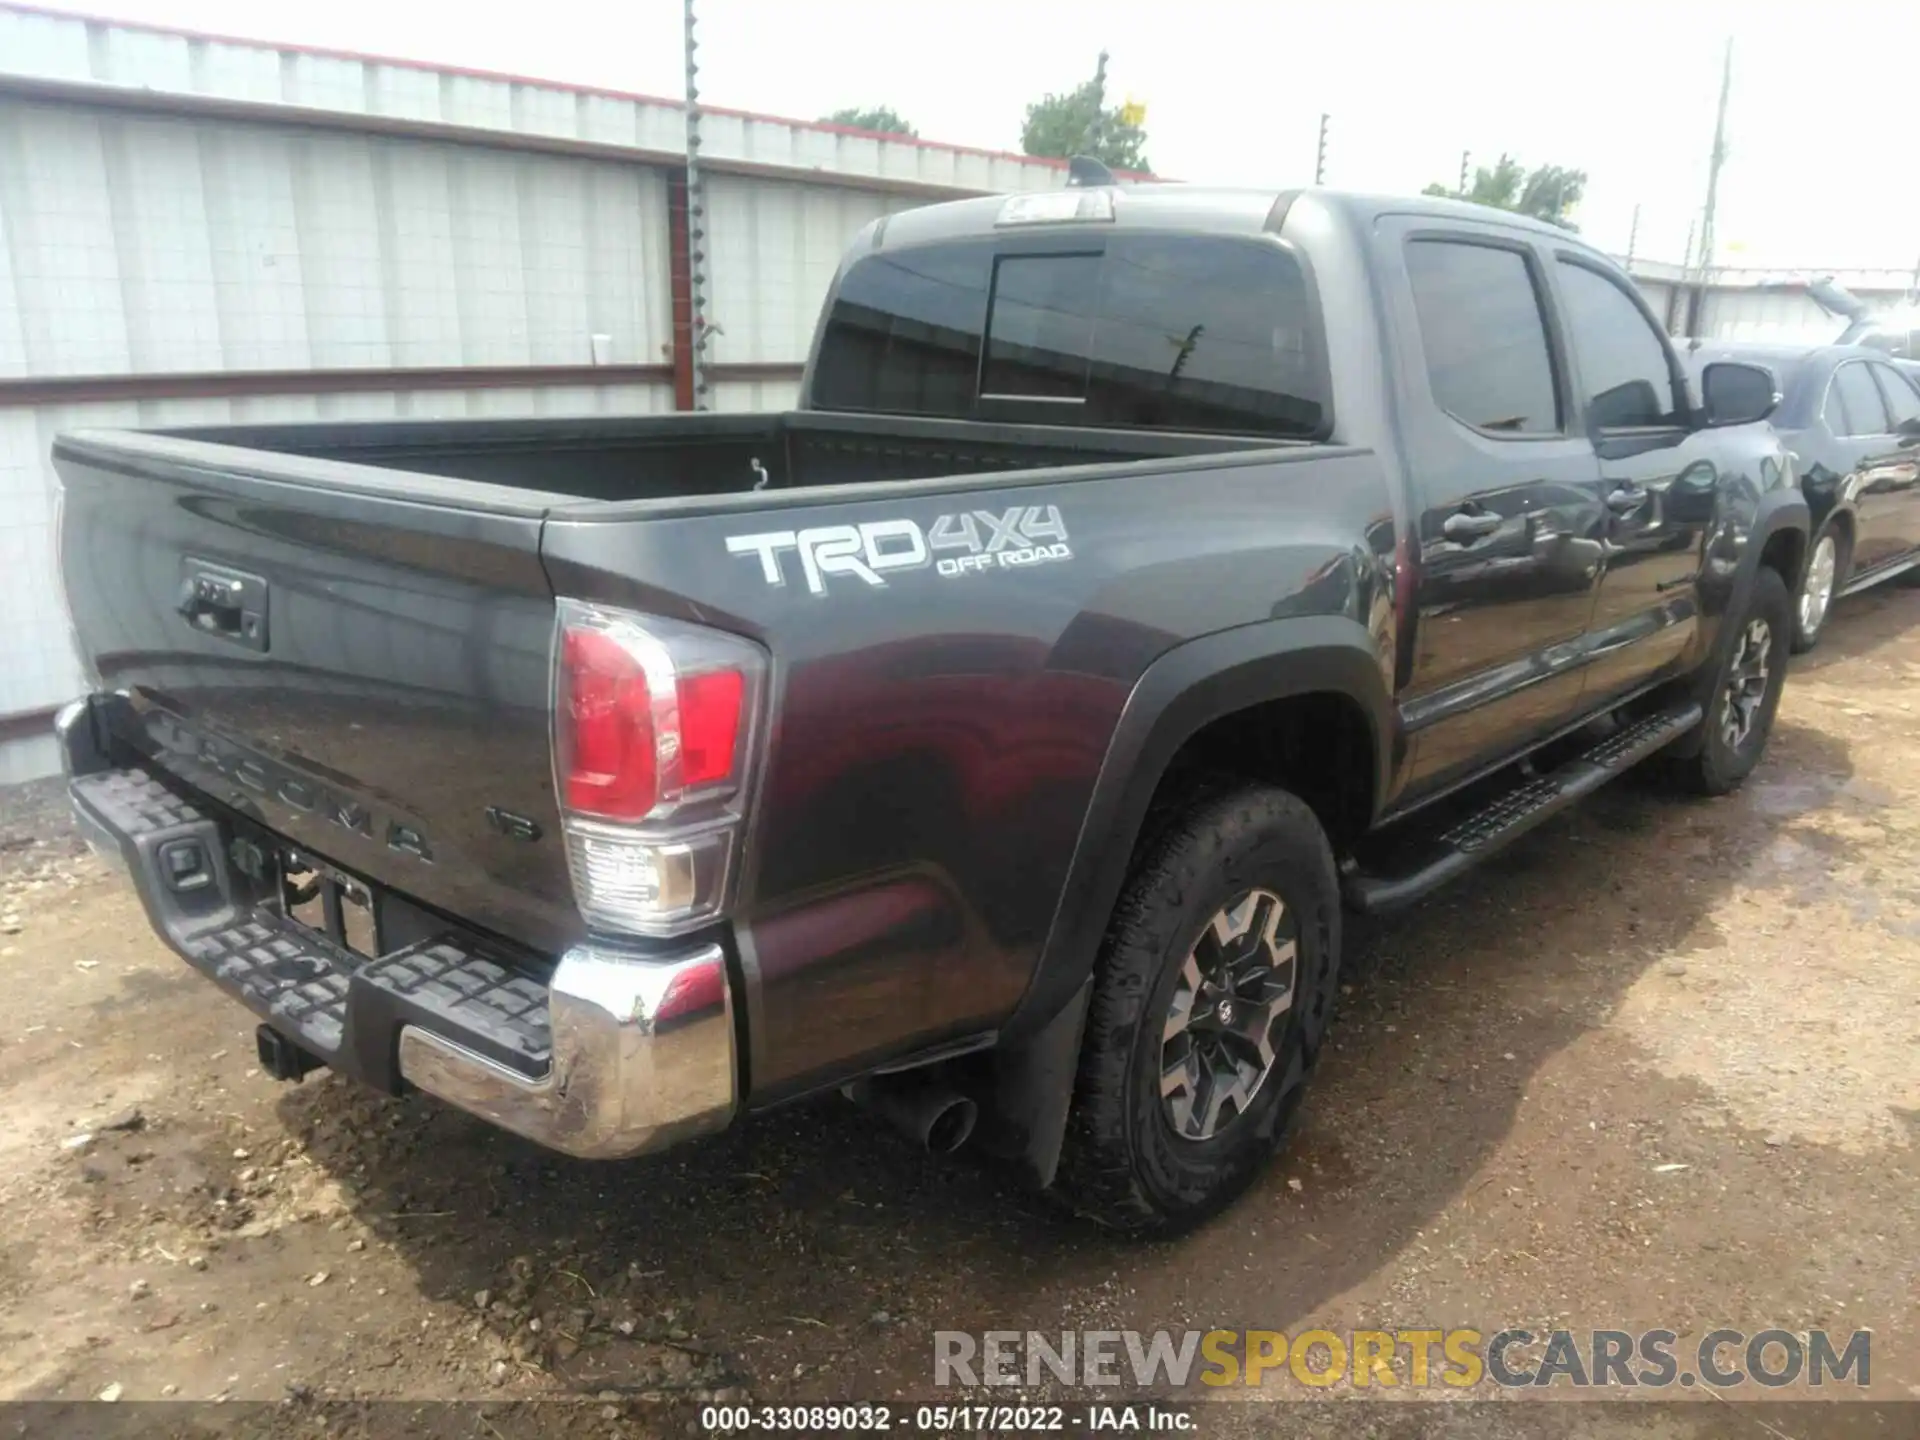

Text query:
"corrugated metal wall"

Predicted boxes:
[[1690, 284, 1915, 342], [0, 95, 676, 377], [1691, 287, 1835, 340], [0, 90, 693, 780], [1624, 257, 1919, 342], [702, 174, 915, 376], [0, 3, 1068, 198], [1633, 279, 1678, 331]]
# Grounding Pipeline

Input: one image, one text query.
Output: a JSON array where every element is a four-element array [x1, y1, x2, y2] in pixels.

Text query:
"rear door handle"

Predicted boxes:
[[1606, 485, 1648, 514], [1441, 509, 1503, 542]]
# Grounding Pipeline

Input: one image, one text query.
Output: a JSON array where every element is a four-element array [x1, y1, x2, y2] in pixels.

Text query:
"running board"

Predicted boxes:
[[1343, 702, 1702, 914]]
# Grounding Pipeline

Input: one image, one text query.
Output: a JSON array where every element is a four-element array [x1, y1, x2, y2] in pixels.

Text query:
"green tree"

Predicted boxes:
[[1020, 52, 1150, 173], [821, 106, 918, 138], [1425, 155, 1587, 230]]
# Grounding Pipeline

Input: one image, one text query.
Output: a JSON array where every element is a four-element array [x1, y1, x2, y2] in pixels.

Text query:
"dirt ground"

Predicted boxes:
[[3, 588, 1920, 1439]]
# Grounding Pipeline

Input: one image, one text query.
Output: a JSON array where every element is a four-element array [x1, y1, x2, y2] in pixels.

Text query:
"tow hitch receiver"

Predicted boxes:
[[256, 1024, 321, 1082]]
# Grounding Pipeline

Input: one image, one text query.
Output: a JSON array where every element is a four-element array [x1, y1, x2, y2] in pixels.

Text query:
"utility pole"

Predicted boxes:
[[1625, 204, 1641, 268], [1088, 50, 1110, 155], [683, 0, 711, 410], [1314, 113, 1329, 185], [1696, 38, 1733, 279], [1458, 150, 1470, 196]]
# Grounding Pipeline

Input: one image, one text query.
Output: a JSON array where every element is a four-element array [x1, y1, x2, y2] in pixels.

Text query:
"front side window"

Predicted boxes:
[[1554, 260, 1683, 430], [1405, 239, 1559, 435]]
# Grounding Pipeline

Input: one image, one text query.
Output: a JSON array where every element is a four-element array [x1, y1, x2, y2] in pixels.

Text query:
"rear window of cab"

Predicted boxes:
[[809, 234, 1328, 440]]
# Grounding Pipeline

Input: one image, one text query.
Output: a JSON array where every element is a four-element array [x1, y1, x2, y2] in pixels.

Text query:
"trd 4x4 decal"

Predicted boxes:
[[725, 505, 1071, 596]]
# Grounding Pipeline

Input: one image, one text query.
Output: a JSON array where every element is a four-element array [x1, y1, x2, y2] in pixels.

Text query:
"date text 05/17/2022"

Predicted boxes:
[[699, 1402, 1194, 1432]]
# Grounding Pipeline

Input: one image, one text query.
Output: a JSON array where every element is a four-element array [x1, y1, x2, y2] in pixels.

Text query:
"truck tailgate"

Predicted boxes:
[[54, 432, 576, 957]]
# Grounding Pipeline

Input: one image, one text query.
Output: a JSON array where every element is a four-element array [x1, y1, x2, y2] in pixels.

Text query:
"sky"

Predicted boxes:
[[28, 0, 1920, 273]]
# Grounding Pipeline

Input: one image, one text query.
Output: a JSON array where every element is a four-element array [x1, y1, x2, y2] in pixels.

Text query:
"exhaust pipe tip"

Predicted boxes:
[[844, 1072, 979, 1155], [923, 1095, 978, 1155]]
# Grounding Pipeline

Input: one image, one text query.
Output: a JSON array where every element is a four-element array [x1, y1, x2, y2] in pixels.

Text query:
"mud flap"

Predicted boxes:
[[971, 977, 1091, 1190]]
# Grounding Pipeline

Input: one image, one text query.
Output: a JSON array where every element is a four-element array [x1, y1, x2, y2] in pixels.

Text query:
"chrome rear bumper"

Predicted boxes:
[[58, 695, 737, 1160], [396, 941, 735, 1159]]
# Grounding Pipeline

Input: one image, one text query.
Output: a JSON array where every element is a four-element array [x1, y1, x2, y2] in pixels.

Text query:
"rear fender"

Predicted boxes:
[[1001, 614, 1394, 1045]]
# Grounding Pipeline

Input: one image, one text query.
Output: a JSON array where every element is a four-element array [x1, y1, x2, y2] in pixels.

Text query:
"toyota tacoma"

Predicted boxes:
[[52, 182, 1806, 1233]]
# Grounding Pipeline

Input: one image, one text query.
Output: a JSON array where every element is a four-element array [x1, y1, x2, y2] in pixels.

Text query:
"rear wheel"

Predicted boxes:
[[1055, 784, 1341, 1235], [1670, 565, 1792, 795], [1792, 524, 1846, 653]]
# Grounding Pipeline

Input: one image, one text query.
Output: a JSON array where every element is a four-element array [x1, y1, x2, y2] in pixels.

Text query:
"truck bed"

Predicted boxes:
[[157, 410, 1266, 505], [51, 408, 1310, 970]]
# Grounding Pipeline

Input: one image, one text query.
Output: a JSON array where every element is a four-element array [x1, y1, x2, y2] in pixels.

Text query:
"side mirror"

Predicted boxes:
[[1897, 415, 1920, 446], [1700, 361, 1779, 427]]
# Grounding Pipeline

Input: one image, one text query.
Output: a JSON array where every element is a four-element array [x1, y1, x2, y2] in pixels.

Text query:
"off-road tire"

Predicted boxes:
[[1054, 784, 1341, 1235], [1671, 565, 1792, 795]]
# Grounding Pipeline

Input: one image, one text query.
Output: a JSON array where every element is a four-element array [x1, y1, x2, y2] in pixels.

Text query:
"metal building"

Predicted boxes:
[[1686, 269, 1919, 343], [0, 1, 1073, 780], [1626, 257, 1920, 343]]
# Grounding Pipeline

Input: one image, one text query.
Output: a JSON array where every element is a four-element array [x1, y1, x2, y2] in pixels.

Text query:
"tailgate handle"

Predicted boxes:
[[177, 560, 269, 652]]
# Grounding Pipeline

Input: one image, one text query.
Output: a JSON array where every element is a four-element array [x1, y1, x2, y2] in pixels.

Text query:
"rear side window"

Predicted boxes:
[[1873, 363, 1920, 427], [1081, 236, 1322, 436], [1554, 260, 1683, 429], [1829, 363, 1889, 436], [811, 234, 1327, 438], [1405, 239, 1559, 434], [807, 247, 991, 420]]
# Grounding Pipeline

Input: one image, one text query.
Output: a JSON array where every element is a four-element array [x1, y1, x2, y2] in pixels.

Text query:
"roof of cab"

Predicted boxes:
[[869, 183, 1608, 253]]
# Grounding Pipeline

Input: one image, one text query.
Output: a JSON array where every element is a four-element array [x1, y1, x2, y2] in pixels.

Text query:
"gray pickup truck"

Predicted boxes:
[[52, 182, 1804, 1233]]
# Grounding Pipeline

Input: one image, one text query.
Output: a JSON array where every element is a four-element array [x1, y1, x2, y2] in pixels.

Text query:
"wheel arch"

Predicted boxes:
[[1001, 615, 1394, 1046]]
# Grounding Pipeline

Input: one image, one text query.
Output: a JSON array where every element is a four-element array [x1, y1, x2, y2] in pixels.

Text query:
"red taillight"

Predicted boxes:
[[677, 668, 745, 789], [552, 600, 764, 936], [561, 626, 657, 820], [558, 620, 749, 822]]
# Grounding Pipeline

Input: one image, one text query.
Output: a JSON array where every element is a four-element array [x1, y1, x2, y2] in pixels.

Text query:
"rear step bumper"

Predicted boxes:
[[56, 698, 736, 1160]]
